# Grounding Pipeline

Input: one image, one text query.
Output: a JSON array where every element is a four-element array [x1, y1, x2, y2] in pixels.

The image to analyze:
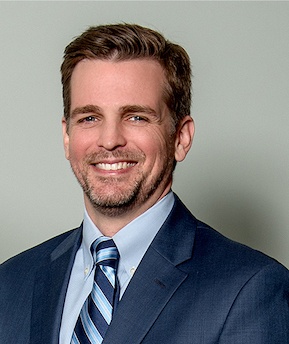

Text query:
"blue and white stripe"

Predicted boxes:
[[71, 237, 119, 344]]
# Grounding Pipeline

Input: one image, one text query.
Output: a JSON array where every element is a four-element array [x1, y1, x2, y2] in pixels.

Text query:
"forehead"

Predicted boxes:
[[72, 57, 164, 74], [70, 59, 167, 108]]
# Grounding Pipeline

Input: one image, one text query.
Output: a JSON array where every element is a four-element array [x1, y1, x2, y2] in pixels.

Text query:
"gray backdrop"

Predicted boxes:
[[1, 1, 289, 268]]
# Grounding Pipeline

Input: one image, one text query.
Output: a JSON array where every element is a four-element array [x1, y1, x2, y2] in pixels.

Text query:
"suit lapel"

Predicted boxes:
[[30, 227, 82, 344], [103, 195, 197, 344]]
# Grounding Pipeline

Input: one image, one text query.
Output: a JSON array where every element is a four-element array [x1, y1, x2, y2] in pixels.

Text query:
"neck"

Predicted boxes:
[[84, 188, 171, 236]]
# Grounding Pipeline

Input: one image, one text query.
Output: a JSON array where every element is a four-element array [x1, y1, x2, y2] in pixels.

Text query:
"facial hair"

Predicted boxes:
[[70, 144, 175, 217]]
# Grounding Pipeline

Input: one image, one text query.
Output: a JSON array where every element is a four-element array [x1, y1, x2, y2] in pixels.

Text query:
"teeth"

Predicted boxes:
[[96, 162, 136, 171]]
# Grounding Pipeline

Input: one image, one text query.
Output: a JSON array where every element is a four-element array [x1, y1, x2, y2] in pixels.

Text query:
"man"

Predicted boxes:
[[1, 23, 289, 344]]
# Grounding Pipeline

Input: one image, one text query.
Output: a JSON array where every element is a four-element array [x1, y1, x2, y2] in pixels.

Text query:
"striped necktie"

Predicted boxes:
[[71, 237, 119, 344]]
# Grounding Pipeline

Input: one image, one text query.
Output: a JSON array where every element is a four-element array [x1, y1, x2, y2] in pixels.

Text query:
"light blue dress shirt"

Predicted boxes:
[[59, 191, 174, 344]]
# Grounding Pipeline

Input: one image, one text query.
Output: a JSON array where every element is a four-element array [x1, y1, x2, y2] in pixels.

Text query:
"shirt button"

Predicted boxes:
[[130, 267, 136, 275], [84, 267, 89, 275]]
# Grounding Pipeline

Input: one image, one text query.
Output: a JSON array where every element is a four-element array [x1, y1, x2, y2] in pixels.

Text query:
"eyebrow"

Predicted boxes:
[[70, 105, 102, 118], [70, 104, 157, 118], [119, 105, 157, 115]]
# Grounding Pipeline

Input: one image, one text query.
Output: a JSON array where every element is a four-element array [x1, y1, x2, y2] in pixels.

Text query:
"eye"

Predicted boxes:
[[76, 115, 98, 124], [128, 115, 148, 122], [82, 116, 97, 122], [74, 115, 100, 128]]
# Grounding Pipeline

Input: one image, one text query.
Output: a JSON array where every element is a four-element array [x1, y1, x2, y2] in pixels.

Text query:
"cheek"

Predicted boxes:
[[67, 134, 90, 162], [139, 131, 174, 166]]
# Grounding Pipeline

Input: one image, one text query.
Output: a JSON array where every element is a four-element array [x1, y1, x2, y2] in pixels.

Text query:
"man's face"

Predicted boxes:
[[63, 59, 191, 217]]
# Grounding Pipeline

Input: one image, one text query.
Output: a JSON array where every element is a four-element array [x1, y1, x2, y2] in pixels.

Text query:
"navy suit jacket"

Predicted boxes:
[[1, 195, 289, 343]]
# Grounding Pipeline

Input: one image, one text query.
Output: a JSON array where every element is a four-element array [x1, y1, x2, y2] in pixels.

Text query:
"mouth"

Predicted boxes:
[[94, 162, 137, 171]]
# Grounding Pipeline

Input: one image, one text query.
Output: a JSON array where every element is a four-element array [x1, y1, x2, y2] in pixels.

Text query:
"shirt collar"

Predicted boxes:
[[113, 191, 174, 279], [82, 209, 103, 279], [81, 191, 175, 280]]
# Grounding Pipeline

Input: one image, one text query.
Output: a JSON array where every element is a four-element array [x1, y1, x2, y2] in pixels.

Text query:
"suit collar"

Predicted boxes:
[[30, 227, 82, 344], [151, 193, 197, 265], [103, 195, 197, 344], [30, 195, 197, 344]]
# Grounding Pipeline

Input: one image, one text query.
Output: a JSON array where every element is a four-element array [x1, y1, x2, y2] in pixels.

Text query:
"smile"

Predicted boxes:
[[95, 162, 136, 171]]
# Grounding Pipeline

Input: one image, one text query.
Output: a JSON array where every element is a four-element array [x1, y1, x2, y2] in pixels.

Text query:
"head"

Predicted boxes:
[[61, 24, 194, 227], [61, 23, 191, 131]]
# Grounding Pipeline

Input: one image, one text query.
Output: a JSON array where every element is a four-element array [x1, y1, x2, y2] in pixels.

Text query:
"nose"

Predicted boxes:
[[97, 120, 127, 151]]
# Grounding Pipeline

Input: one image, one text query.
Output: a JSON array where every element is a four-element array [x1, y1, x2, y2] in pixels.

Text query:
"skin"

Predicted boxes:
[[62, 59, 194, 236]]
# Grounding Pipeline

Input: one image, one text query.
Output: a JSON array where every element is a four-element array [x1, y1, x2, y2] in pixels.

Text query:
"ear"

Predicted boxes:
[[174, 116, 195, 162], [62, 117, 70, 160]]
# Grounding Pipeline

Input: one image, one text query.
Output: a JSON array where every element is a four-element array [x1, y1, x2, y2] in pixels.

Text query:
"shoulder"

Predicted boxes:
[[195, 219, 286, 270], [0, 226, 82, 276], [172, 194, 289, 281], [189, 218, 289, 301], [194, 221, 289, 340]]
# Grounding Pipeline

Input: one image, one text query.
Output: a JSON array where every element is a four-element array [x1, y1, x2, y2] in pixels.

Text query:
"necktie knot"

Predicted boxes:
[[92, 237, 119, 269]]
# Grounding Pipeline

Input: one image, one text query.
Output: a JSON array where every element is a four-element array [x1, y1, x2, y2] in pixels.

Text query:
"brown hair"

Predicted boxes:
[[61, 23, 191, 128]]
